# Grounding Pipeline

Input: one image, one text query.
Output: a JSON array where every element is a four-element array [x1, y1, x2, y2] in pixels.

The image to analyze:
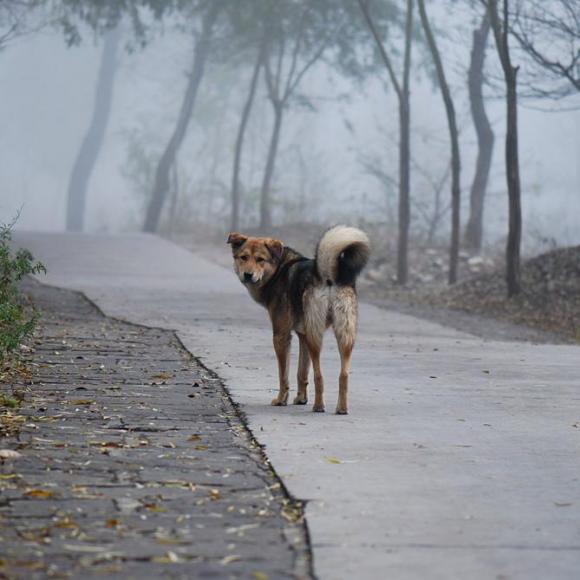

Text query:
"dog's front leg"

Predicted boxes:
[[271, 332, 291, 406]]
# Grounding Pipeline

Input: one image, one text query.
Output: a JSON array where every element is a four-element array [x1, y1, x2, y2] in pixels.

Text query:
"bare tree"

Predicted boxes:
[[417, 0, 461, 284], [465, 12, 494, 253], [0, 1, 51, 52], [144, 2, 222, 233], [258, 4, 340, 230], [230, 36, 267, 231], [361, 132, 451, 245], [486, 0, 522, 296], [512, 0, 580, 98], [66, 26, 121, 231], [357, 0, 414, 285], [411, 160, 452, 245]]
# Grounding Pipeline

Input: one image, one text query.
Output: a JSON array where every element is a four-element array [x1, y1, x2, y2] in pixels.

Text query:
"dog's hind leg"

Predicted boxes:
[[271, 331, 292, 406], [293, 333, 310, 405], [332, 287, 358, 415], [306, 337, 325, 412]]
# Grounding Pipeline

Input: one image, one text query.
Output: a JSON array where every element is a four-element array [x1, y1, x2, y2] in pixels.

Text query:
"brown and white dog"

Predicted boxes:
[[227, 226, 370, 414]]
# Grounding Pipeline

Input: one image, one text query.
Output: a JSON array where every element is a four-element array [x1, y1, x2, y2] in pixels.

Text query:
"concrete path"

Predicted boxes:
[[16, 232, 580, 579]]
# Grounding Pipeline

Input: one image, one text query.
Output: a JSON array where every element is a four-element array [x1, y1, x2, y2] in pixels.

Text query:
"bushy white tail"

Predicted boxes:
[[315, 225, 370, 286]]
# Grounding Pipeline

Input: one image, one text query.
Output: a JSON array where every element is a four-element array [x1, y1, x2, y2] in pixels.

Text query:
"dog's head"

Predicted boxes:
[[227, 232, 284, 287]]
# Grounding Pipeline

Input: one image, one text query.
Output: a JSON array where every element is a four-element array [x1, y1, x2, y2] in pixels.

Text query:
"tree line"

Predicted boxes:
[[1, 0, 578, 297]]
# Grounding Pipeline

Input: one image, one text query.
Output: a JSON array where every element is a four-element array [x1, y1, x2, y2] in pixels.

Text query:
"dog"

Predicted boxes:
[[227, 226, 370, 414]]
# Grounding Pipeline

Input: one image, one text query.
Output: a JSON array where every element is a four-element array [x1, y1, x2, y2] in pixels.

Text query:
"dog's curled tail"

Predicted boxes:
[[315, 225, 370, 286]]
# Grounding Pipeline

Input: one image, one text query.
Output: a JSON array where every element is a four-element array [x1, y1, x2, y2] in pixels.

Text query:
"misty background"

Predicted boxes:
[[2, 3, 579, 251]]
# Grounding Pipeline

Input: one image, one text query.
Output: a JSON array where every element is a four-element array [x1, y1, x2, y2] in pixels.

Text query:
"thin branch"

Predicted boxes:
[[356, 0, 402, 100]]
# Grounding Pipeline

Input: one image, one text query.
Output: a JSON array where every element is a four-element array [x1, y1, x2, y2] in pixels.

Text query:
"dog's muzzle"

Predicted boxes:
[[243, 272, 254, 284]]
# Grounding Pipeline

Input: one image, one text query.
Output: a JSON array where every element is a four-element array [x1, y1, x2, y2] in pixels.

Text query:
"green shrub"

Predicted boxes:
[[0, 221, 46, 363]]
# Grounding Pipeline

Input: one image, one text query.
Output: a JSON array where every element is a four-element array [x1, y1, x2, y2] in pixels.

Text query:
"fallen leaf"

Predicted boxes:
[[98, 441, 123, 448], [24, 489, 55, 499], [0, 449, 21, 460], [554, 502, 573, 507], [325, 456, 342, 464], [144, 503, 167, 513], [208, 489, 221, 501], [54, 517, 79, 529], [151, 372, 174, 381], [70, 399, 93, 406], [281, 506, 303, 523], [187, 435, 202, 442], [63, 544, 110, 553], [156, 537, 187, 546], [221, 555, 242, 565], [152, 551, 180, 564], [252, 572, 269, 580]]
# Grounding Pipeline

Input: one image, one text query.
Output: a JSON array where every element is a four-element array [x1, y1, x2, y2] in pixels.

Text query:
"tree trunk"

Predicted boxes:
[[488, 0, 522, 296], [66, 26, 120, 232], [505, 70, 522, 296], [356, 0, 414, 284], [418, 0, 461, 285], [143, 3, 220, 233], [231, 40, 264, 231], [397, 0, 414, 285], [465, 14, 494, 253], [259, 104, 283, 231], [397, 98, 411, 285]]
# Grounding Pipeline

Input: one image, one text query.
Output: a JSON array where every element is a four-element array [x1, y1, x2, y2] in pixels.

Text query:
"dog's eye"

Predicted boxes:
[[256, 257, 265, 263], [240, 255, 249, 262]]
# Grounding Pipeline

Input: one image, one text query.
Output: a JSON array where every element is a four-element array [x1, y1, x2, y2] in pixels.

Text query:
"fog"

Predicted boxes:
[[2, 4, 580, 252]]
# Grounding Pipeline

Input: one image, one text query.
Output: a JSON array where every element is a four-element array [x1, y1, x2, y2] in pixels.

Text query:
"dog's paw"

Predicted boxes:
[[312, 404, 325, 413], [293, 395, 308, 405], [271, 397, 288, 407], [335, 407, 348, 415]]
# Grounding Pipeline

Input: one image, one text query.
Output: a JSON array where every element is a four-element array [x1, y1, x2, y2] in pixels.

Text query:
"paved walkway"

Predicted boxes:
[[14, 232, 580, 579], [1, 279, 310, 579]]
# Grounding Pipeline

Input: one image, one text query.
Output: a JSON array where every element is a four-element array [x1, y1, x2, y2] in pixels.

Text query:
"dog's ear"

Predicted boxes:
[[227, 232, 248, 251], [266, 239, 284, 261]]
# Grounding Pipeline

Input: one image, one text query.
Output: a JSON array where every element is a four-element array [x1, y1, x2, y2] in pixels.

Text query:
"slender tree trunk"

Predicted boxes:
[[505, 74, 522, 296], [168, 161, 179, 233], [488, 0, 522, 296], [231, 41, 265, 231], [66, 26, 120, 231], [357, 0, 414, 284], [465, 14, 494, 253], [143, 3, 220, 233], [418, 0, 461, 284], [397, 97, 411, 285], [259, 103, 283, 231], [397, 0, 414, 285]]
